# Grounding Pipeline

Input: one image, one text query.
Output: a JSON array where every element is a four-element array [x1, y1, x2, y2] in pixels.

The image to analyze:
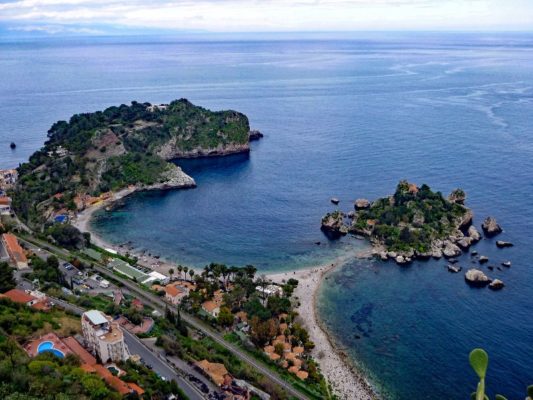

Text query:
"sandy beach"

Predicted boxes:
[[267, 259, 376, 400], [72, 188, 183, 275], [74, 196, 377, 399]]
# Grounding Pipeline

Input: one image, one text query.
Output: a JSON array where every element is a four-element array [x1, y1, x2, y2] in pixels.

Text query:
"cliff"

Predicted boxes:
[[11, 99, 260, 224]]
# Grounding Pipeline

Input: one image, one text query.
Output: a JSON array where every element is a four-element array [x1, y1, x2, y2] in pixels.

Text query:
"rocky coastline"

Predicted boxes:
[[321, 182, 508, 266]]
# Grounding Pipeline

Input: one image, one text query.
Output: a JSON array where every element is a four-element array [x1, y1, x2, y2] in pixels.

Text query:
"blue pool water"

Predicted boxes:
[[37, 341, 65, 358], [1, 33, 532, 399]]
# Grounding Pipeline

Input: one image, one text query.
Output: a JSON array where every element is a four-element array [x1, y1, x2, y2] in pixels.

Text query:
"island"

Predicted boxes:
[[10, 99, 261, 228], [321, 180, 482, 264]]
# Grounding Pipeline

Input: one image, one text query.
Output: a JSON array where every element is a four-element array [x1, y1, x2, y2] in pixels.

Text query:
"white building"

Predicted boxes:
[[0, 196, 12, 215], [81, 310, 130, 363], [255, 284, 283, 298], [141, 271, 169, 285]]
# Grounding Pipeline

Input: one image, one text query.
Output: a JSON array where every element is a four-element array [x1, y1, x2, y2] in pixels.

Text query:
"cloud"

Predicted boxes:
[[0, 0, 531, 34]]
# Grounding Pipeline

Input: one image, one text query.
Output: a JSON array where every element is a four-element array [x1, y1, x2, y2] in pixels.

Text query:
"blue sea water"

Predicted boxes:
[[1, 33, 532, 399]]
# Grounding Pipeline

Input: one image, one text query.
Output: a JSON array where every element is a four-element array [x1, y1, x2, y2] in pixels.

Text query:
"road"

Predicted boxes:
[[48, 296, 207, 400], [19, 235, 311, 400]]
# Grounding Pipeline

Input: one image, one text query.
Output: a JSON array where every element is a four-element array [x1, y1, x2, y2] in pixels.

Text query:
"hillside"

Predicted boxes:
[[11, 99, 259, 225]]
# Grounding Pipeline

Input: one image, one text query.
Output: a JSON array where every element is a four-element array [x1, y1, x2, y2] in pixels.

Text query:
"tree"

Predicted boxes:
[[0, 262, 15, 293], [168, 268, 174, 281], [177, 265, 183, 279], [217, 306, 234, 327], [188, 270, 194, 280]]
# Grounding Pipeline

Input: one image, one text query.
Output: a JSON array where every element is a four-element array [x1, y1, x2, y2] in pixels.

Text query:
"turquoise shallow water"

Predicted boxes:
[[1, 33, 532, 399]]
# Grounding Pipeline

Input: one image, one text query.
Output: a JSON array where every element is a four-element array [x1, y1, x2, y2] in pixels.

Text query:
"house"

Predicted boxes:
[[202, 300, 220, 318], [164, 284, 187, 305], [0, 169, 17, 189], [0, 196, 11, 215], [195, 359, 229, 386], [1, 233, 28, 269], [81, 310, 130, 363], [131, 298, 144, 311], [1, 288, 38, 306], [1, 288, 52, 311]]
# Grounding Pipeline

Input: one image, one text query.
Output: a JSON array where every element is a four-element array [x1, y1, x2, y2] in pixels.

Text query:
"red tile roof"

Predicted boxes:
[[63, 337, 97, 365], [2, 233, 27, 264], [1, 288, 35, 304]]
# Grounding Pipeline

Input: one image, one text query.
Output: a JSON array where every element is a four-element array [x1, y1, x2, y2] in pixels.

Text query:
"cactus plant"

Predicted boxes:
[[469, 348, 529, 400]]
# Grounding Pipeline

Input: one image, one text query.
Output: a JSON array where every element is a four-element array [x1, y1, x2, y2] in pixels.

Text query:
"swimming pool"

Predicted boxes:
[[37, 341, 65, 358]]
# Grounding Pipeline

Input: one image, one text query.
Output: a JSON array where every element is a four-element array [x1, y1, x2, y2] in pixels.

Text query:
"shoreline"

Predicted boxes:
[[267, 255, 377, 400], [73, 191, 378, 400]]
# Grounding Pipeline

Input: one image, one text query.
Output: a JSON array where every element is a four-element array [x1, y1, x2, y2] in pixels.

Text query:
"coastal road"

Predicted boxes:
[[19, 235, 311, 400], [46, 296, 207, 400]]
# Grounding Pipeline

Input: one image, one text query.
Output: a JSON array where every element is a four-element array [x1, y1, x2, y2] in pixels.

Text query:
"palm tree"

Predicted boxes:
[[169, 268, 174, 281], [177, 265, 183, 279], [189, 270, 195, 280], [183, 266, 189, 280]]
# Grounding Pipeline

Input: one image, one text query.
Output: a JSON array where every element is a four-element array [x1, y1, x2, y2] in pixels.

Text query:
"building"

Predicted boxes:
[[1, 233, 28, 269], [0, 169, 17, 189], [141, 270, 169, 285], [0, 196, 11, 215], [25, 333, 143, 397], [202, 300, 221, 318], [0, 288, 51, 311], [81, 310, 130, 363], [255, 284, 283, 298], [164, 284, 188, 305]]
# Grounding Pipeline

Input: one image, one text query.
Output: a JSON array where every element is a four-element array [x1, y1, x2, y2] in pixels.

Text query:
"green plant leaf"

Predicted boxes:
[[527, 385, 533, 398], [470, 348, 489, 379], [476, 380, 486, 400], [495, 395, 508, 400]]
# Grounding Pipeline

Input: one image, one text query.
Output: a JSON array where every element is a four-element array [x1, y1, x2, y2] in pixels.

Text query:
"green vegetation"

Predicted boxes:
[[11, 99, 251, 225], [350, 180, 468, 253], [0, 299, 121, 400], [0, 262, 16, 293], [120, 359, 189, 400], [469, 348, 532, 400]]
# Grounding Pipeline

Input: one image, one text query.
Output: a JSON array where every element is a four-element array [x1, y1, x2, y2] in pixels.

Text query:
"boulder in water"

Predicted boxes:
[[496, 240, 513, 248], [489, 279, 505, 290], [482, 216, 502, 237], [465, 269, 491, 287]]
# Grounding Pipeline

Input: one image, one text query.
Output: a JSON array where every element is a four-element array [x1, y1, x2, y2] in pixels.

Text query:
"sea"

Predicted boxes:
[[1, 32, 532, 399]]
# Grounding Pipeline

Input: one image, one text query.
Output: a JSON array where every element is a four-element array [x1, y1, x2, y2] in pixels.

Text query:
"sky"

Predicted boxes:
[[0, 0, 532, 36]]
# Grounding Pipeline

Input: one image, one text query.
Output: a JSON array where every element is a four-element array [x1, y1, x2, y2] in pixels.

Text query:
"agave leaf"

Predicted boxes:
[[470, 348, 489, 379], [495, 395, 508, 400], [527, 385, 533, 398]]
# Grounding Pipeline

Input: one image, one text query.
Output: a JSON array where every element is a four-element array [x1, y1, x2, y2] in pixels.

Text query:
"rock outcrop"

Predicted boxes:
[[496, 240, 513, 248], [482, 216, 502, 237], [501, 261, 512, 267], [143, 164, 196, 191], [248, 130, 264, 141], [443, 241, 462, 258], [489, 279, 505, 290], [448, 264, 462, 273], [448, 188, 466, 204], [465, 269, 491, 287], [479, 256, 489, 264], [354, 199, 370, 210], [468, 226, 481, 242], [321, 211, 348, 237]]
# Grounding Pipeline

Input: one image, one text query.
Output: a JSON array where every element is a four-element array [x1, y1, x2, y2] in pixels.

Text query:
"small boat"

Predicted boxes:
[[330, 197, 340, 205]]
